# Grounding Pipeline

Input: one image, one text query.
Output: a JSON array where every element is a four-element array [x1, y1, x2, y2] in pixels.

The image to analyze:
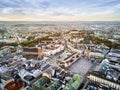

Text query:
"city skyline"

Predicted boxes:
[[0, 0, 120, 21]]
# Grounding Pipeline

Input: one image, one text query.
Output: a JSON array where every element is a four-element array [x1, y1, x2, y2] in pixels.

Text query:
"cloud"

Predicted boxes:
[[0, 0, 51, 9], [0, 0, 120, 21]]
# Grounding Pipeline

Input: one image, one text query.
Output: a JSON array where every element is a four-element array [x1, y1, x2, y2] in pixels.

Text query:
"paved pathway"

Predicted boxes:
[[69, 57, 94, 76]]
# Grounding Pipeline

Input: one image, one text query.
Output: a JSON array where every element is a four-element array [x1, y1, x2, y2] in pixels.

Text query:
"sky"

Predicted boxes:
[[0, 0, 120, 21]]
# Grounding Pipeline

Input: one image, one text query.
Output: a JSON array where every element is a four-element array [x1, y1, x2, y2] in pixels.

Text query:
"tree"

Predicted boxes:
[[0, 28, 7, 39], [27, 36, 35, 41]]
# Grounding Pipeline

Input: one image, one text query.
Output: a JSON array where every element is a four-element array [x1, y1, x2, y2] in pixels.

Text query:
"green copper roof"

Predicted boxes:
[[45, 81, 62, 90], [64, 84, 74, 90], [33, 76, 50, 88], [64, 74, 83, 90]]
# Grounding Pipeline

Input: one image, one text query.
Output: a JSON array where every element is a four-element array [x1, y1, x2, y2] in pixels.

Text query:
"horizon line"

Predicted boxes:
[[0, 20, 120, 22]]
